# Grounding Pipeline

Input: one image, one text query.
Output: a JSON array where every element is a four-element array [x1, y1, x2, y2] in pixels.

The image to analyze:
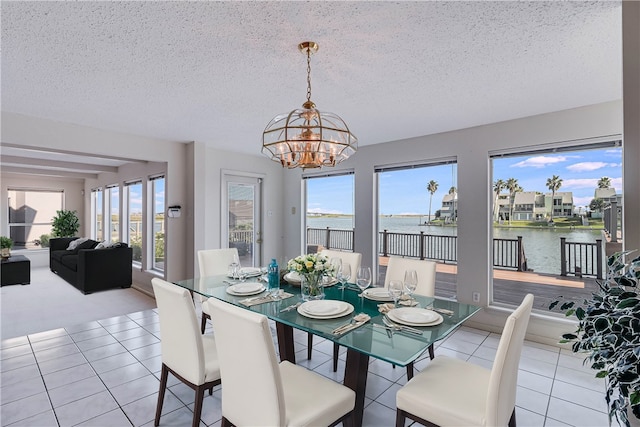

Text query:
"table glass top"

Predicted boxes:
[[173, 275, 481, 366]]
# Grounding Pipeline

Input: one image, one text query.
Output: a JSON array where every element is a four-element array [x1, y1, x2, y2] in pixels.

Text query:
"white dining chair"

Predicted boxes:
[[205, 297, 356, 427], [385, 256, 438, 377], [395, 293, 534, 427], [313, 249, 363, 370], [151, 278, 221, 427], [197, 248, 239, 333]]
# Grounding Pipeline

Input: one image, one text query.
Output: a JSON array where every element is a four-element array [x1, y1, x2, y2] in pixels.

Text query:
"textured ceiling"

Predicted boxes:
[[1, 1, 622, 157]]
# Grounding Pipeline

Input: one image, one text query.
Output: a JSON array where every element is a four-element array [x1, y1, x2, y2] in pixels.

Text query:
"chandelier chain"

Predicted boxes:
[[306, 47, 312, 103]]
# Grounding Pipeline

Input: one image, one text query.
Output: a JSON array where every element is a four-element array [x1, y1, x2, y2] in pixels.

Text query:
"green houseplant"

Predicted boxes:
[[1, 236, 13, 257], [550, 250, 640, 426], [51, 210, 80, 238]]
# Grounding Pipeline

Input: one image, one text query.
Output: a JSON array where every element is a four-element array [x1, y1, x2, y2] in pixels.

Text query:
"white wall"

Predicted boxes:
[[191, 142, 285, 277], [281, 100, 625, 344]]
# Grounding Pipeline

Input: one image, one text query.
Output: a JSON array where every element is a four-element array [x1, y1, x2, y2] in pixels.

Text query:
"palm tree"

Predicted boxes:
[[493, 179, 505, 222], [426, 180, 438, 223], [546, 175, 563, 221], [597, 177, 611, 188], [505, 178, 519, 225]]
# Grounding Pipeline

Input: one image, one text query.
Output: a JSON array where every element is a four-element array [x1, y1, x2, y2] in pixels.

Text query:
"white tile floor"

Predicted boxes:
[[1, 307, 614, 427]]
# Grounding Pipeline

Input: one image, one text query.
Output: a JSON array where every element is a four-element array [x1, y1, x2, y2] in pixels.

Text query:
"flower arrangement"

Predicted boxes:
[[287, 253, 334, 277]]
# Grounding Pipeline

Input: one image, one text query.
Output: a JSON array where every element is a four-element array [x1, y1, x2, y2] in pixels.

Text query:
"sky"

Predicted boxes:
[[306, 146, 622, 215]]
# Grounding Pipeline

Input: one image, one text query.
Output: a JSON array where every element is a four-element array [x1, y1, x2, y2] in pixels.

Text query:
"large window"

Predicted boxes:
[[125, 181, 143, 264], [7, 189, 63, 250], [90, 188, 103, 241], [305, 173, 355, 254], [151, 176, 165, 272], [376, 161, 458, 298], [490, 140, 622, 311], [107, 185, 120, 242]]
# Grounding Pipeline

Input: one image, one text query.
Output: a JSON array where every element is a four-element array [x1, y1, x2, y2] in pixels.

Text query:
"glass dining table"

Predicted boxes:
[[173, 275, 481, 427]]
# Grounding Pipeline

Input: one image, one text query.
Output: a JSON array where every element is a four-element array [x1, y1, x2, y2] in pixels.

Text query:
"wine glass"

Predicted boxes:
[[330, 257, 342, 285], [356, 267, 372, 311], [389, 280, 404, 308], [404, 269, 418, 304], [337, 263, 351, 290]]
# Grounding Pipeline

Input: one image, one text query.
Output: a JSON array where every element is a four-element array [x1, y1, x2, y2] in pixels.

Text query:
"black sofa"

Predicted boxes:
[[50, 237, 133, 294]]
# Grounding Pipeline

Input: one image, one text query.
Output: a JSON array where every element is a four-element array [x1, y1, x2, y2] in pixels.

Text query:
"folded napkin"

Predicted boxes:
[[398, 299, 419, 307], [332, 314, 371, 335], [377, 303, 395, 314], [240, 291, 294, 307]]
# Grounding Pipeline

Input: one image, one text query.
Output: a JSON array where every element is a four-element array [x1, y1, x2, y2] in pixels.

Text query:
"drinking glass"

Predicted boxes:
[[337, 264, 351, 290], [228, 262, 240, 280], [356, 267, 372, 311], [330, 257, 342, 282], [404, 269, 418, 303], [389, 280, 404, 308]]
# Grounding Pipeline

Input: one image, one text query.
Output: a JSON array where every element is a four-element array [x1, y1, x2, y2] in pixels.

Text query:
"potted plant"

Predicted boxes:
[[550, 250, 640, 426], [0, 236, 13, 258], [51, 210, 80, 237]]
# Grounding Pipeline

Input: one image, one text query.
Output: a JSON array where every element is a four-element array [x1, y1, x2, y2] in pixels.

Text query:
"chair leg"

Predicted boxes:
[[395, 409, 406, 427], [406, 362, 414, 380], [333, 342, 339, 372], [509, 408, 517, 427], [154, 364, 169, 426], [200, 313, 208, 334], [192, 385, 206, 427], [428, 343, 435, 360], [307, 333, 313, 360]]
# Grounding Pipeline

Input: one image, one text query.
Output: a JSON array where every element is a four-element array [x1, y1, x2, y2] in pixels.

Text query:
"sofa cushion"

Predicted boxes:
[[50, 250, 68, 263], [60, 254, 78, 271]]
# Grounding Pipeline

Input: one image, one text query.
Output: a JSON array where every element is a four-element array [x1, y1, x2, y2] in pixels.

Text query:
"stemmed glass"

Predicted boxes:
[[356, 267, 372, 311], [330, 257, 342, 285], [337, 264, 351, 290], [403, 269, 418, 304], [389, 280, 404, 308]]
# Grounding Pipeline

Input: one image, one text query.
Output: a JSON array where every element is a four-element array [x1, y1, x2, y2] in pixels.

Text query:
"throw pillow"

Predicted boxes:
[[75, 239, 99, 251], [67, 237, 89, 251], [95, 241, 107, 249]]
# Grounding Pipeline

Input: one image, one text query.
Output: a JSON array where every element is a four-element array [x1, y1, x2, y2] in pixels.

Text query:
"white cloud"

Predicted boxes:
[[566, 162, 617, 172], [511, 156, 567, 168], [562, 177, 622, 192]]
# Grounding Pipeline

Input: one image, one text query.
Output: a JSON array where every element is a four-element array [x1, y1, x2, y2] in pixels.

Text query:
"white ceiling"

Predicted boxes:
[[0, 1, 622, 176]]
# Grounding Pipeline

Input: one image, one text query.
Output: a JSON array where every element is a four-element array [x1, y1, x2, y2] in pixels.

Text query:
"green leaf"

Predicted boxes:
[[560, 302, 575, 311], [596, 371, 608, 378], [616, 298, 640, 309]]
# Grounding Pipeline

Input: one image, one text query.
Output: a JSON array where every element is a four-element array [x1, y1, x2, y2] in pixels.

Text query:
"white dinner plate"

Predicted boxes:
[[362, 287, 394, 302], [298, 300, 354, 319], [226, 282, 265, 296], [284, 272, 302, 285], [387, 308, 443, 326]]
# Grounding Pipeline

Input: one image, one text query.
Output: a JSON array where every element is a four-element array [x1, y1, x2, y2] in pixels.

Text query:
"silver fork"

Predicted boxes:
[[383, 315, 423, 335]]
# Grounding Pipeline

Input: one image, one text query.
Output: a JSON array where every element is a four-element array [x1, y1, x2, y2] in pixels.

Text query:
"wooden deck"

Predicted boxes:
[[378, 256, 598, 311]]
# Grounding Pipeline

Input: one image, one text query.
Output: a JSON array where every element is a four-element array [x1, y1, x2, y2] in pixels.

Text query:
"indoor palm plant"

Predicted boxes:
[[51, 209, 80, 238], [550, 250, 640, 426]]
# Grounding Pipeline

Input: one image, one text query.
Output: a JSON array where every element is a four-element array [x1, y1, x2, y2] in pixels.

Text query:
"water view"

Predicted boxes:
[[307, 215, 603, 275]]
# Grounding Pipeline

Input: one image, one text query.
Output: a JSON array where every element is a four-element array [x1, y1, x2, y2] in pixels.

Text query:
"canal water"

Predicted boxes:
[[307, 216, 603, 275]]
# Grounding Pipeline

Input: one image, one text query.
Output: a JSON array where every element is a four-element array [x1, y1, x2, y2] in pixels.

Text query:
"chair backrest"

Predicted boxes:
[[320, 249, 362, 278], [197, 248, 239, 277], [485, 293, 534, 426], [151, 278, 206, 385], [206, 298, 285, 426], [383, 257, 436, 296]]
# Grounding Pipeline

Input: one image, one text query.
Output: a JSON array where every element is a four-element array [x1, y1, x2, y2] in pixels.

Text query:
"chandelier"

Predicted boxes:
[[262, 41, 358, 169]]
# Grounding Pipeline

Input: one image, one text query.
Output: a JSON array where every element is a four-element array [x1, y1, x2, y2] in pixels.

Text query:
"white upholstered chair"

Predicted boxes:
[[151, 278, 221, 427], [311, 249, 363, 370], [395, 293, 534, 427], [205, 297, 356, 427], [197, 248, 239, 333], [385, 256, 438, 375], [384, 256, 436, 296]]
